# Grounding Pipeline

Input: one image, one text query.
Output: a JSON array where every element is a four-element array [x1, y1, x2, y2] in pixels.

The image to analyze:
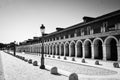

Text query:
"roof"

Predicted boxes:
[[44, 9, 120, 37]]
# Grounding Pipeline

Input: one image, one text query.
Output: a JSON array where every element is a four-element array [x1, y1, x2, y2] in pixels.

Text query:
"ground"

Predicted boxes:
[[1, 51, 120, 80], [0, 51, 67, 80]]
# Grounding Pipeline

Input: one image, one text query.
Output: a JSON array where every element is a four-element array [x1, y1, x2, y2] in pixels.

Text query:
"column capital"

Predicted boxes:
[[91, 44, 94, 47], [117, 44, 120, 47]]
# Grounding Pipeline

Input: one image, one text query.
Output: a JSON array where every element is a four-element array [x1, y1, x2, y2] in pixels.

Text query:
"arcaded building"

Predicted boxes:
[[16, 10, 120, 61]]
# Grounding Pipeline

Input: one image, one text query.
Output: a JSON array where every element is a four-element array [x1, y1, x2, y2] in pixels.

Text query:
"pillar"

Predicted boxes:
[[82, 45, 85, 58], [102, 44, 107, 61], [91, 44, 94, 59], [64, 44, 65, 56], [49, 46, 50, 55], [117, 44, 120, 61], [69, 44, 71, 57], [59, 44, 61, 56], [75, 46, 77, 57], [55, 45, 57, 55]]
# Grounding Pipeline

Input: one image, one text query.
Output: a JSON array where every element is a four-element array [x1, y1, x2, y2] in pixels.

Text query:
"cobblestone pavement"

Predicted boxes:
[[1, 51, 67, 80], [45, 58, 117, 75], [0, 52, 4, 80], [16, 52, 120, 80], [18, 53, 117, 75]]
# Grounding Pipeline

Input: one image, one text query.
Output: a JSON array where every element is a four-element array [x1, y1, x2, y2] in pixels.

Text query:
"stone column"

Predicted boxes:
[[56, 45, 58, 55], [49, 45, 51, 55], [117, 44, 120, 61], [52, 45, 54, 55], [55, 45, 56, 55], [64, 44, 66, 56], [59, 44, 61, 56], [91, 44, 94, 59], [82, 45, 85, 58], [102, 44, 107, 61], [75, 45, 77, 57], [69, 44, 71, 57]]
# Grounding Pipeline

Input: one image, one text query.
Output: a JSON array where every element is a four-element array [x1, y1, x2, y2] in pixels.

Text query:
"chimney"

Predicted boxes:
[[83, 16, 95, 22], [56, 27, 64, 31]]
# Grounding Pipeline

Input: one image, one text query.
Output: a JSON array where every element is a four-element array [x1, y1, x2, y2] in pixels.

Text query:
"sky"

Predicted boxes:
[[0, 0, 120, 44]]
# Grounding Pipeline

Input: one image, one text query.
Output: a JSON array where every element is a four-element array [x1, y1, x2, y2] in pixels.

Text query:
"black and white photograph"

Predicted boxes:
[[0, 0, 120, 80]]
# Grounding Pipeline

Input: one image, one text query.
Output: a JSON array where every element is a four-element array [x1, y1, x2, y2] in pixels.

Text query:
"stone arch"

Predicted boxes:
[[93, 38, 103, 59], [104, 36, 118, 61], [104, 36, 118, 45], [70, 41, 75, 57], [76, 40, 83, 57], [65, 42, 69, 56], [84, 39, 92, 58]]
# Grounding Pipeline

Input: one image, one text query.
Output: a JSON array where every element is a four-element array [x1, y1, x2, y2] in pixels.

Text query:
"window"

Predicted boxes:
[[90, 27, 93, 34], [56, 37, 59, 40], [102, 21, 108, 32], [115, 23, 120, 30], [76, 29, 81, 36], [69, 30, 74, 38], [87, 26, 91, 35], [81, 28, 84, 36], [65, 34, 68, 38], [70, 33, 74, 37], [61, 36, 63, 39]]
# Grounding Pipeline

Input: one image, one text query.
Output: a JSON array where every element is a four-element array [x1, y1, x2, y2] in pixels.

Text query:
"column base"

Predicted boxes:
[[40, 65, 45, 69], [103, 57, 106, 61]]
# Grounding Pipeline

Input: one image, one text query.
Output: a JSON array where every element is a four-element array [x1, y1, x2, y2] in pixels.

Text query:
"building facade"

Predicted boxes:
[[16, 10, 120, 61]]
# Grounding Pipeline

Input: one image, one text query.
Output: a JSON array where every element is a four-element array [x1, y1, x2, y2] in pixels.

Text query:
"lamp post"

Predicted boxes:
[[40, 24, 45, 69], [13, 41, 16, 56]]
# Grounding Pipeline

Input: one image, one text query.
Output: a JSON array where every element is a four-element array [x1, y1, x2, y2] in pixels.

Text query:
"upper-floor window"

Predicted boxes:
[[61, 36, 63, 39], [101, 26, 105, 32], [90, 27, 93, 34], [65, 34, 68, 38], [101, 22, 107, 32], [56, 37, 59, 40], [87, 26, 91, 35], [115, 23, 120, 30], [69, 30, 74, 38], [76, 29, 81, 36], [103, 21, 108, 32], [81, 28, 84, 36], [59, 33, 64, 39]]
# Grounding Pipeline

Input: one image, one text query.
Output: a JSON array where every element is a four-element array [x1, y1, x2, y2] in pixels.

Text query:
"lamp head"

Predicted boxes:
[[40, 24, 45, 34]]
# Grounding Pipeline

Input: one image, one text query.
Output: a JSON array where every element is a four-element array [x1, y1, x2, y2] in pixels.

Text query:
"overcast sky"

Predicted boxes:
[[0, 0, 120, 44]]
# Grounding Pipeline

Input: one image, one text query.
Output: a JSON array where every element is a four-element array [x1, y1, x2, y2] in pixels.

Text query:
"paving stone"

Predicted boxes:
[[1, 51, 67, 80]]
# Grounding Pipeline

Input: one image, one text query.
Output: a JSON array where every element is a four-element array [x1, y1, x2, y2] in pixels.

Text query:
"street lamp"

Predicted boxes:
[[13, 41, 16, 56], [40, 24, 45, 69]]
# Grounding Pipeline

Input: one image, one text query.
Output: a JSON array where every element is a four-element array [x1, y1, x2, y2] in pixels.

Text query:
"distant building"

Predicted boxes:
[[16, 10, 120, 61]]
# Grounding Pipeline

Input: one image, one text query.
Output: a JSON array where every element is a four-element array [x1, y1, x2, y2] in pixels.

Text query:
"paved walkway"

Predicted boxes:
[[16, 52, 120, 80], [0, 52, 4, 80], [0, 51, 67, 80]]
